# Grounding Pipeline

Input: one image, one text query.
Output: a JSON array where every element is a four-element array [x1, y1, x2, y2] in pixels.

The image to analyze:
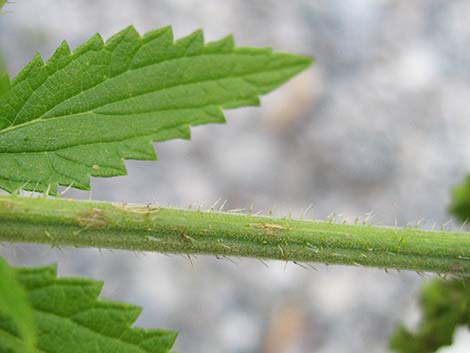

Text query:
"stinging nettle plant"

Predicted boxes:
[[0, 5, 469, 353]]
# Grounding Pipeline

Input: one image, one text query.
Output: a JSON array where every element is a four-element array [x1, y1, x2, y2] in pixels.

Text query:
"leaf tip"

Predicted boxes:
[[298, 54, 315, 68]]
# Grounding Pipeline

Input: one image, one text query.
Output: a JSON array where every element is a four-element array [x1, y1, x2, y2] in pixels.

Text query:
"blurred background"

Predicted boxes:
[[1, 1, 470, 352]]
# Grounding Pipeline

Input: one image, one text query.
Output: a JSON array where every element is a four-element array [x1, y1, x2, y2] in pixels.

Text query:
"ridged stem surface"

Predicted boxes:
[[1, 195, 469, 274]]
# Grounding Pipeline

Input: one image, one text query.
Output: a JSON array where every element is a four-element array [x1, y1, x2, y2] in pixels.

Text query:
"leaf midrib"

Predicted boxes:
[[0, 330, 48, 353], [0, 63, 304, 154], [6, 48, 263, 131]]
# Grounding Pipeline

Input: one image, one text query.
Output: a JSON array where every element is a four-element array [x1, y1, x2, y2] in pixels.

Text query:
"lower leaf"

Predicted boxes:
[[0, 261, 178, 353], [0, 257, 36, 353]]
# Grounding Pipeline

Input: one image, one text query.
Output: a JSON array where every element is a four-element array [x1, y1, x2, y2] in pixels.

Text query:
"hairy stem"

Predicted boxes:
[[0, 195, 469, 274]]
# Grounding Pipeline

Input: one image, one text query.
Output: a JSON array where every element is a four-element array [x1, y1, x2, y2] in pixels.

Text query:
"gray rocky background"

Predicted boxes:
[[1, 1, 470, 352]]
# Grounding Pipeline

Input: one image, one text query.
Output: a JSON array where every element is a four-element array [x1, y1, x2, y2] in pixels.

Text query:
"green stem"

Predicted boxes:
[[0, 195, 469, 274]]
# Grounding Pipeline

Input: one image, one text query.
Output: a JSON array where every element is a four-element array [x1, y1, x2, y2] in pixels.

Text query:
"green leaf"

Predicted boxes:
[[0, 257, 36, 353], [0, 263, 178, 353], [0, 57, 9, 96], [0, 70, 8, 95], [449, 174, 470, 223], [0, 25, 313, 194], [390, 278, 470, 353]]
